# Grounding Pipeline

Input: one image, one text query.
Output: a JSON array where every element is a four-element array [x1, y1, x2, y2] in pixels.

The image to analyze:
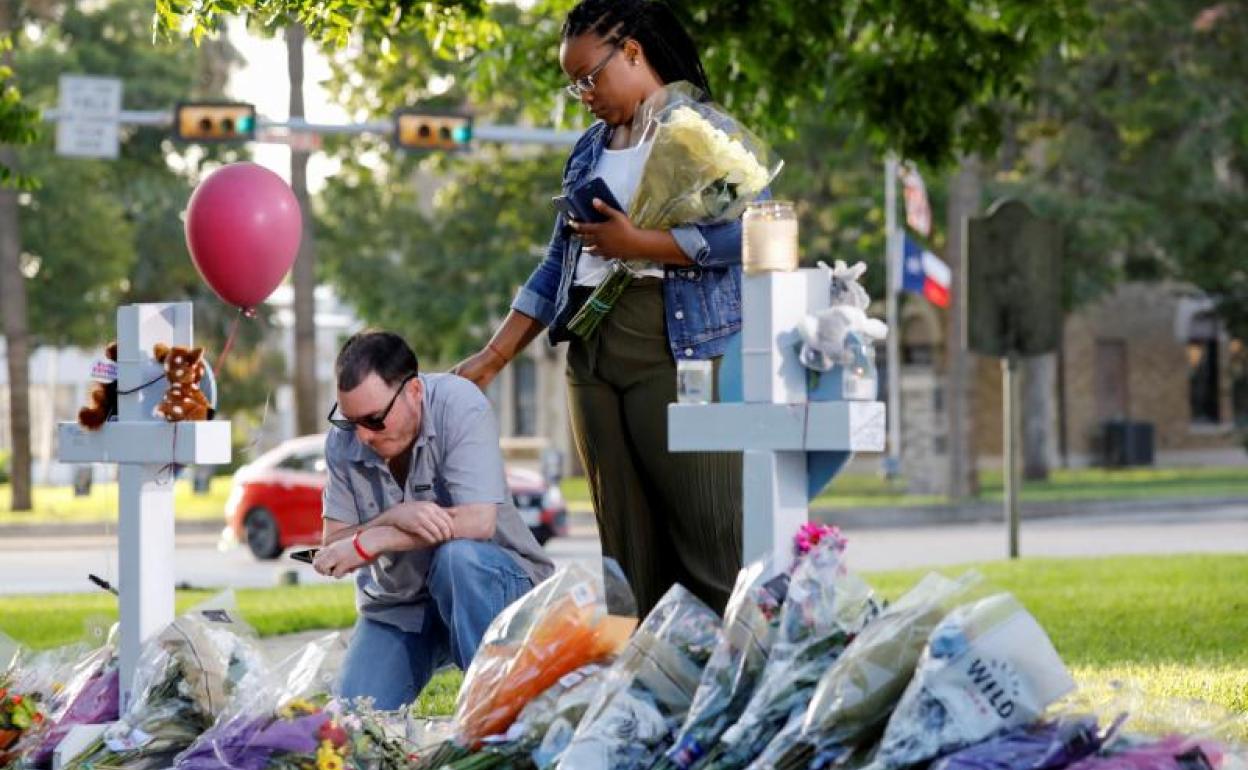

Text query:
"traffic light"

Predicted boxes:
[[394, 110, 473, 152], [174, 102, 257, 143]]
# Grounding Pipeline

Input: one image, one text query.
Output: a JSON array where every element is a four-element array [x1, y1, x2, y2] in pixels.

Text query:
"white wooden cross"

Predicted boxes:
[[56, 302, 231, 706], [669, 270, 887, 565]]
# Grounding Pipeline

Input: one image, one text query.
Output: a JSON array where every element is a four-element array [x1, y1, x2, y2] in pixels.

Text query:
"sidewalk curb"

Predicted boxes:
[[0, 519, 223, 538], [4, 495, 1245, 539], [568, 495, 1248, 531]]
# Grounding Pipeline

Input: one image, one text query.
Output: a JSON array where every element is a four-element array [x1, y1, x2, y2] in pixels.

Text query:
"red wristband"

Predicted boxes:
[[352, 530, 376, 562]]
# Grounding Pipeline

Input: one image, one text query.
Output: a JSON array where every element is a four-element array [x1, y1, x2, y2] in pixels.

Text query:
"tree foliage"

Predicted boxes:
[[158, 0, 1089, 168]]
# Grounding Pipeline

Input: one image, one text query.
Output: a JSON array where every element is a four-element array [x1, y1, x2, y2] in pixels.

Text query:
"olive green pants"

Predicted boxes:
[[566, 279, 742, 616]]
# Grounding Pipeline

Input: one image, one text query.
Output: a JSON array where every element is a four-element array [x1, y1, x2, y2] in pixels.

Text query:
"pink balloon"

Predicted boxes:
[[184, 162, 302, 309]]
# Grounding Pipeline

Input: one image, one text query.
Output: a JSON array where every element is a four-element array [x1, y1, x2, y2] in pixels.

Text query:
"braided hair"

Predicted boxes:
[[562, 0, 713, 100]]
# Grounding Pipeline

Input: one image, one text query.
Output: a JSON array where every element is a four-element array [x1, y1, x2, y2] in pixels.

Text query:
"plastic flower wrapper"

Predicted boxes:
[[628, 81, 781, 232], [61, 592, 267, 770], [755, 571, 986, 770], [0, 636, 98, 767], [173, 632, 346, 770], [926, 715, 1111, 770], [555, 583, 722, 770], [657, 557, 791, 770], [1064, 735, 1241, 770], [28, 644, 121, 768], [861, 592, 1075, 770], [1049, 682, 1248, 770], [699, 540, 878, 770], [414, 562, 638, 769], [566, 80, 782, 340], [439, 661, 613, 770]]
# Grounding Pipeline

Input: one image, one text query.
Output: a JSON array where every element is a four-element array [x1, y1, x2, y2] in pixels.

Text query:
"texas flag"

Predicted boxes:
[[902, 234, 952, 308]]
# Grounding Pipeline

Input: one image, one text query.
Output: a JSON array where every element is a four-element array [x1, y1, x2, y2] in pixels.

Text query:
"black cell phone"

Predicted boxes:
[[569, 177, 624, 223], [290, 548, 319, 564]]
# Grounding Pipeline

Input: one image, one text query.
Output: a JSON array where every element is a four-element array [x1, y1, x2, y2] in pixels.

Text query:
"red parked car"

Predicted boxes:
[[223, 434, 568, 560]]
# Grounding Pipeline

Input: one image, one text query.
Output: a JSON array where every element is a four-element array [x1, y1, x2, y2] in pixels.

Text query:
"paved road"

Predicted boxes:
[[1, 506, 1243, 596]]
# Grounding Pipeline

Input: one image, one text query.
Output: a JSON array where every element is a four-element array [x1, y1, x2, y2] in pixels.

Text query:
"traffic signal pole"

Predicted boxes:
[[41, 110, 582, 147]]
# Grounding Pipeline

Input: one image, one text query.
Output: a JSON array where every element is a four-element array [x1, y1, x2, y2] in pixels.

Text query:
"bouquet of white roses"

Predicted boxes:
[[566, 81, 782, 339]]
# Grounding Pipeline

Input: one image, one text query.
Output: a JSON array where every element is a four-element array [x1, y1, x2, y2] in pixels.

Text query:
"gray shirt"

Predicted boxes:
[[322, 372, 555, 632]]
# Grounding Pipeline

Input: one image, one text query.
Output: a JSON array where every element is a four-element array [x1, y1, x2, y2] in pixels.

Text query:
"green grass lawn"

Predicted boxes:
[[2, 554, 1244, 718], [562, 465, 1248, 511], [0, 477, 232, 524]]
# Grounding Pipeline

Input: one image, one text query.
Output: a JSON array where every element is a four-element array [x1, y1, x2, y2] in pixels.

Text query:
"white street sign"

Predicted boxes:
[[56, 75, 123, 159]]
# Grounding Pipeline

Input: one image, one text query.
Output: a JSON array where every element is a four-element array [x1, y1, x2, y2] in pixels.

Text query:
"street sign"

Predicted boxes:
[[56, 75, 123, 159], [965, 198, 1062, 358], [964, 198, 1062, 560]]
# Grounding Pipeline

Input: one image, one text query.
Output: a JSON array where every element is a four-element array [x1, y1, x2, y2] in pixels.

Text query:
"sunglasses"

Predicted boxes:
[[327, 373, 416, 432]]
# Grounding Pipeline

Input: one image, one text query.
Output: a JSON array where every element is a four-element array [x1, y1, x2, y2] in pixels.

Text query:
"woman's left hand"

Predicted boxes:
[[570, 198, 642, 260]]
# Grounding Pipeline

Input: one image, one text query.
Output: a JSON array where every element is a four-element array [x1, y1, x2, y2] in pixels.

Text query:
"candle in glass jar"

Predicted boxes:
[[743, 200, 798, 273]]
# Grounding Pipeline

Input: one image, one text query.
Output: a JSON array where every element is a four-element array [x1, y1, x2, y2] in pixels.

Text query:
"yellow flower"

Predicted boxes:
[[316, 742, 345, 770]]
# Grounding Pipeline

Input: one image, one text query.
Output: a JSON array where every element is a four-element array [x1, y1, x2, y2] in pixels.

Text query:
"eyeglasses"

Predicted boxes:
[[565, 46, 620, 99], [327, 373, 416, 432]]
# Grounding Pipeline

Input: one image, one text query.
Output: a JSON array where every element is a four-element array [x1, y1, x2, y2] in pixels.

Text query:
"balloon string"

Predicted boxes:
[[214, 307, 255, 374]]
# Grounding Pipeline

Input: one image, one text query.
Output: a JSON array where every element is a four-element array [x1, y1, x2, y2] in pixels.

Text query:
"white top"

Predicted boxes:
[[574, 141, 664, 286]]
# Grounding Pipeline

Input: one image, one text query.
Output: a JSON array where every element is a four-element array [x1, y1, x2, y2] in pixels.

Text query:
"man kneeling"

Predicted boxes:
[[314, 330, 554, 709]]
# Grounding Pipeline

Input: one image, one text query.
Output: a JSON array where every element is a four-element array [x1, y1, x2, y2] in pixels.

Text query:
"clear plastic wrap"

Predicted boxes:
[[27, 645, 121, 768], [556, 584, 721, 770], [61, 592, 267, 770], [758, 571, 986, 770], [658, 558, 790, 770], [862, 593, 1075, 770], [452, 562, 637, 748], [173, 632, 343, 770], [700, 540, 878, 769], [439, 661, 613, 770], [627, 81, 782, 232], [928, 716, 1108, 770]]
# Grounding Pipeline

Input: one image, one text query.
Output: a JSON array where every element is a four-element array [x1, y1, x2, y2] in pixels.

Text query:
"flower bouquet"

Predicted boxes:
[[927, 715, 1107, 770], [173, 632, 348, 770], [0, 635, 99, 767], [566, 81, 782, 339], [755, 571, 986, 770], [861, 593, 1075, 770], [555, 584, 722, 770], [438, 661, 613, 770], [0, 678, 47, 765], [413, 564, 637, 769], [655, 558, 790, 770], [697, 539, 878, 770], [61, 594, 266, 770], [27, 645, 121, 769]]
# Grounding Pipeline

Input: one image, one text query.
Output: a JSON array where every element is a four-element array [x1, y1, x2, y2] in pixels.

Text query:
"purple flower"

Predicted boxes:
[[176, 712, 329, 770]]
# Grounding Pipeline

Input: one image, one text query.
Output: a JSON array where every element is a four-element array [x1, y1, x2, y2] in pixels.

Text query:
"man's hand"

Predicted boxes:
[[313, 537, 368, 578], [386, 501, 456, 546], [569, 199, 642, 259]]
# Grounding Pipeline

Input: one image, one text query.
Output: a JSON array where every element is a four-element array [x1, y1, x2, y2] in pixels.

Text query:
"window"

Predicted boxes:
[[512, 357, 538, 437], [1187, 313, 1221, 425]]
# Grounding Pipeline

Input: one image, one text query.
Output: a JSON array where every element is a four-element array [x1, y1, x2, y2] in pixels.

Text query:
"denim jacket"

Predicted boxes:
[[510, 120, 744, 360]]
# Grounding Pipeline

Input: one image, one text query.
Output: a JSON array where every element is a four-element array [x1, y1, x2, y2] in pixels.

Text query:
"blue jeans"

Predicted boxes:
[[337, 539, 535, 709]]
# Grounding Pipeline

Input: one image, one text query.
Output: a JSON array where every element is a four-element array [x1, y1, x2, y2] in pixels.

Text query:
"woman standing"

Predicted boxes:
[[455, 0, 745, 615]]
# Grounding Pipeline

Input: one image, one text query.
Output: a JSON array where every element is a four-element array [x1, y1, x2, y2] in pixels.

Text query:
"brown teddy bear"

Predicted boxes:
[[77, 342, 119, 431], [152, 343, 213, 422]]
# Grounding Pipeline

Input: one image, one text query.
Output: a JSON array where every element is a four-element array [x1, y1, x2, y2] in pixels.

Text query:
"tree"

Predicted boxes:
[[0, 0, 50, 511], [287, 23, 319, 436]]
